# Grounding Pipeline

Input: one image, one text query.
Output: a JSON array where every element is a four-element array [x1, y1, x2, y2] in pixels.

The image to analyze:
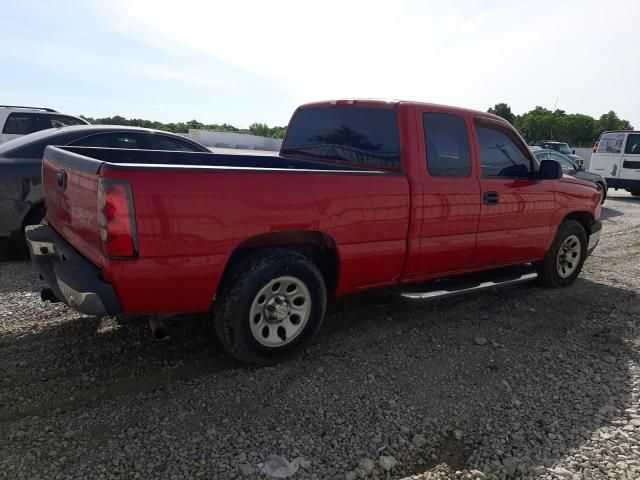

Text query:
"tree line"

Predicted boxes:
[[487, 103, 633, 147], [79, 115, 287, 139]]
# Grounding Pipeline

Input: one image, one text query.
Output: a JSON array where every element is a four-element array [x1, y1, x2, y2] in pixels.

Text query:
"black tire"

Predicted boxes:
[[630, 191, 640, 197], [536, 220, 588, 288], [213, 249, 327, 365], [596, 182, 607, 204]]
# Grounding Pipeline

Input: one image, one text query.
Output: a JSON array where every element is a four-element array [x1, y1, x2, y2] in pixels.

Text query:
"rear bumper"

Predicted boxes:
[[587, 220, 601, 256], [25, 224, 120, 316]]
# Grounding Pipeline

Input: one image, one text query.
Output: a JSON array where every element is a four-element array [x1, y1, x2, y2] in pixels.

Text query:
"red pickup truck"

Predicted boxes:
[[26, 100, 602, 364]]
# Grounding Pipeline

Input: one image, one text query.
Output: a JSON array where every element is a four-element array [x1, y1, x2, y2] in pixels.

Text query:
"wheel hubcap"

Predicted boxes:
[[556, 234, 581, 279], [249, 276, 311, 347]]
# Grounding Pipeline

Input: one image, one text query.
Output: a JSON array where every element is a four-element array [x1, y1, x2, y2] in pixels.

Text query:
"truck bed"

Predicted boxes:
[[41, 145, 410, 313], [46, 146, 387, 174]]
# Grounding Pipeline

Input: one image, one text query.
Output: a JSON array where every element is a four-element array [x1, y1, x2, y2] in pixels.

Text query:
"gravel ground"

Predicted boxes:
[[1, 192, 639, 480]]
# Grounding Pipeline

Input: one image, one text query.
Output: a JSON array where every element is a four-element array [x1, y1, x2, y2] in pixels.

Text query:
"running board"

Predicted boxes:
[[396, 272, 538, 300]]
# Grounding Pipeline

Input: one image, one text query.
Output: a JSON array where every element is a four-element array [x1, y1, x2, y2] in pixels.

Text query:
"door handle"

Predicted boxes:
[[56, 170, 67, 190], [483, 191, 499, 204]]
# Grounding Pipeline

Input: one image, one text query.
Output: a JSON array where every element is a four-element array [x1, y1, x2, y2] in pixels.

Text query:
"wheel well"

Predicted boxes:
[[563, 211, 594, 236], [220, 231, 340, 294], [21, 202, 46, 231]]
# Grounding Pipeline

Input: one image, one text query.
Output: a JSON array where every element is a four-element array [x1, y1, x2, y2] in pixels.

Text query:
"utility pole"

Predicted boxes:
[[550, 96, 559, 139]]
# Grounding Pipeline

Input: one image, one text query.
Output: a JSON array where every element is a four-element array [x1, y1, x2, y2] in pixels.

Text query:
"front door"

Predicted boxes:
[[620, 133, 640, 186], [473, 118, 555, 267]]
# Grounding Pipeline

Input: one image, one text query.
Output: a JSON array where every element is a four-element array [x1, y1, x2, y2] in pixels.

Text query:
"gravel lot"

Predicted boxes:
[[1, 192, 639, 480]]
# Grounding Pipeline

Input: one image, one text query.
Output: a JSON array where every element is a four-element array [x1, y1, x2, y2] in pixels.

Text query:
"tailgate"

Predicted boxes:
[[42, 146, 104, 266]]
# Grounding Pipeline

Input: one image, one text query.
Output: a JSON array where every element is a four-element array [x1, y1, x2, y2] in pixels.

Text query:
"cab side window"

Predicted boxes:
[[423, 112, 471, 177], [476, 122, 532, 178], [70, 132, 146, 149], [625, 134, 640, 155], [3, 113, 44, 134]]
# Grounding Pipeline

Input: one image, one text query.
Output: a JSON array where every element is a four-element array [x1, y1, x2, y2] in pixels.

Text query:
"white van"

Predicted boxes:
[[589, 131, 640, 196]]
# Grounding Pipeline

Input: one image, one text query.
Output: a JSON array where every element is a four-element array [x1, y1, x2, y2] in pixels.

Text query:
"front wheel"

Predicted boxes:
[[596, 183, 607, 204], [630, 190, 640, 197], [213, 250, 327, 365], [536, 220, 588, 288]]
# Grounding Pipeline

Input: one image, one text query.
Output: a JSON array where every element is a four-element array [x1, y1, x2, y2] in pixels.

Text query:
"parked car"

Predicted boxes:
[[0, 125, 209, 240], [589, 130, 640, 196], [0, 106, 89, 144], [535, 140, 585, 167], [532, 148, 608, 203], [27, 99, 602, 364]]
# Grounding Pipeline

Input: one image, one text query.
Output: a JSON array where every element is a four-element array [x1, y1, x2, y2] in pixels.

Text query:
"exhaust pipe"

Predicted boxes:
[[149, 316, 170, 341], [41, 288, 61, 303]]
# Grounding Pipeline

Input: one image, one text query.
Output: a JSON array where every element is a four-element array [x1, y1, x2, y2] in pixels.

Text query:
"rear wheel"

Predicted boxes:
[[536, 220, 587, 288], [213, 249, 327, 365], [630, 190, 640, 197]]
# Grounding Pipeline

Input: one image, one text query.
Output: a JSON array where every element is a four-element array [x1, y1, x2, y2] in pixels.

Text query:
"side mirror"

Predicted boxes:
[[539, 160, 562, 179], [572, 149, 576, 154]]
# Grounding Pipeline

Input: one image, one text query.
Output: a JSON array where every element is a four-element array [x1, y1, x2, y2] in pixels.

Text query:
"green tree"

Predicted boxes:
[[596, 111, 633, 133], [487, 103, 516, 124]]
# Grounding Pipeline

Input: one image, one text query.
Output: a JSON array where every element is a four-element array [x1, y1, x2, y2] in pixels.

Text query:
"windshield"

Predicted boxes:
[[551, 143, 571, 154]]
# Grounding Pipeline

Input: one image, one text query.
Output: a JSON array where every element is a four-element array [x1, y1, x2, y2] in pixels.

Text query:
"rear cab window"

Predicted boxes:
[[281, 106, 400, 170]]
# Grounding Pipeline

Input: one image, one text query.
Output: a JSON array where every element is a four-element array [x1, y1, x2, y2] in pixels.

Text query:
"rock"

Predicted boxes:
[[469, 469, 487, 479], [552, 466, 573, 478], [411, 434, 427, 448], [344, 471, 357, 480], [529, 465, 546, 475], [474, 337, 488, 346], [358, 459, 375, 475], [354, 467, 366, 479], [453, 429, 463, 440], [378, 455, 397, 472], [630, 419, 640, 427], [239, 463, 254, 475], [315, 367, 324, 374]]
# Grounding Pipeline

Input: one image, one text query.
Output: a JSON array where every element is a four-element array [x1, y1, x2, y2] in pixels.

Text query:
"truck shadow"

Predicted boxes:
[[600, 205, 624, 220], [1, 277, 638, 478]]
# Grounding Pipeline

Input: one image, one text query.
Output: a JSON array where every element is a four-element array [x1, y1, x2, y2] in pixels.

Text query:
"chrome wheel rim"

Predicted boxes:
[[556, 234, 581, 278], [249, 276, 311, 347]]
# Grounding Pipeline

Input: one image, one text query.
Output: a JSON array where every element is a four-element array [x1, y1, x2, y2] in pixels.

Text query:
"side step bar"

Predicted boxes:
[[396, 272, 538, 300]]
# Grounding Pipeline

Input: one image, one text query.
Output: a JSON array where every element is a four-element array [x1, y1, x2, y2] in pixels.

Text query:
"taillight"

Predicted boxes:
[[97, 178, 137, 258], [592, 141, 598, 153]]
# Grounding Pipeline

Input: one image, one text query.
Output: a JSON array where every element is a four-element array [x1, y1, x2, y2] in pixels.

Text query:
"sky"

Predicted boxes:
[[1, 0, 639, 129]]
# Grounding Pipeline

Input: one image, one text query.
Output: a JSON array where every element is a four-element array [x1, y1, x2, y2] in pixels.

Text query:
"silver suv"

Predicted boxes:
[[0, 105, 89, 144]]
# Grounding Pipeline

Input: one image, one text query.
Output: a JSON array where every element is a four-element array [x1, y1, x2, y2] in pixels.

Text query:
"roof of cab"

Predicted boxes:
[[297, 99, 508, 124]]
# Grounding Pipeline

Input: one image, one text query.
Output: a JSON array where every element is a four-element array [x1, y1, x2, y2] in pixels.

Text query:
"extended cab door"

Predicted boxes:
[[473, 117, 555, 267], [404, 107, 481, 280]]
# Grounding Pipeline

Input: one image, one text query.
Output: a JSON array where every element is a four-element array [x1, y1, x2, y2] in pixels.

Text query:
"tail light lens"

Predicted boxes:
[[592, 142, 598, 153], [97, 178, 137, 258]]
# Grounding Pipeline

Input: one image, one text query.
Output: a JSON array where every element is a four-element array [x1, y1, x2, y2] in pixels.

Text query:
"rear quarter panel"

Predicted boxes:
[[101, 166, 410, 313]]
